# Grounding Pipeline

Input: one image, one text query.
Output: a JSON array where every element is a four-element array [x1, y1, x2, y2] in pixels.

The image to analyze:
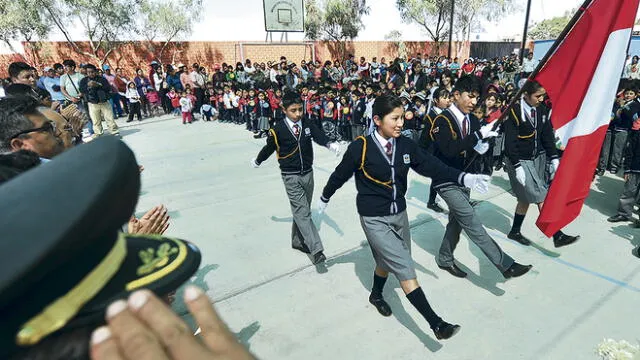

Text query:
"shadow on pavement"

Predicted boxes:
[[328, 246, 444, 352], [585, 175, 624, 217]]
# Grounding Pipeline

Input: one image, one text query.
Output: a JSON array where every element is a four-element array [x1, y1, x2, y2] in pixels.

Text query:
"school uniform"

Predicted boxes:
[[610, 99, 640, 172], [351, 96, 367, 140], [503, 101, 559, 204], [609, 130, 640, 221], [255, 117, 332, 258], [420, 107, 445, 209], [321, 132, 464, 280], [430, 105, 514, 272]]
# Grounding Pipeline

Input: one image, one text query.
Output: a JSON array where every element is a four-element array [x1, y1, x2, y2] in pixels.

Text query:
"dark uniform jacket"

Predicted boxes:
[[503, 101, 559, 168], [321, 134, 463, 217], [624, 130, 640, 173], [430, 107, 485, 188], [256, 118, 330, 175], [78, 76, 112, 104], [614, 99, 640, 130]]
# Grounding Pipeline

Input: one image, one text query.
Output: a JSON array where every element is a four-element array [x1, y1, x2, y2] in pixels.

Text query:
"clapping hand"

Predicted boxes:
[[128, 205, 170, 235]]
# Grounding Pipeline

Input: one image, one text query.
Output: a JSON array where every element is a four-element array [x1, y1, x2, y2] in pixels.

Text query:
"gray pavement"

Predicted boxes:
[[117, 114, 639, 360]]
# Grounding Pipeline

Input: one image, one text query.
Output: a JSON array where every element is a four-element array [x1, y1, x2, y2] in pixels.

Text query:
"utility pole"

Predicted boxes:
[[520, 0, 533, 64], [448, 0, 455, 58]]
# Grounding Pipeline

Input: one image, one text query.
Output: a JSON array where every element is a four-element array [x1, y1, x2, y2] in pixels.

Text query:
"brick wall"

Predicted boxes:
[[1, 40, 473, 78]]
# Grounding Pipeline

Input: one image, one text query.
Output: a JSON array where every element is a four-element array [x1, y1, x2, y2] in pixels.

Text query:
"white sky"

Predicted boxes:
[[190, 0, 584, 41]]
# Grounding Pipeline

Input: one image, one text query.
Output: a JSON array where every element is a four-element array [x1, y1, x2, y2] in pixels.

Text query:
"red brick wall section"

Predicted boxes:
[[0, 40, 473, 78]]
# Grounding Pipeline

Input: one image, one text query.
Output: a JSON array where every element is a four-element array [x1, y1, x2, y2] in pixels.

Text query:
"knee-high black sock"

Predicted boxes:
[[371, 273, 387, 298], [511, 213, 526, 233], [406, 287, 442, 330]]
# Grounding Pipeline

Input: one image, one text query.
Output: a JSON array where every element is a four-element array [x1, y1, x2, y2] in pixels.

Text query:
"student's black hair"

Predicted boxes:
[[521, 80, 544, 96], [452, 75, 481, 96], [351, 90, 363, 97], [62, 59, 76, 68], [84, 64, 97, 71], [282, 91, 303, 109], [372, 94, 403, 120], [53, 63, 63, 71], [433, 87, 450, 100], [8, 62, 33, 79]]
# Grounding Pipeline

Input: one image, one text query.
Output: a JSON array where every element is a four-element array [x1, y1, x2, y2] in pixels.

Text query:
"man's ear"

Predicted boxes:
[[10, 137, 27, 151]]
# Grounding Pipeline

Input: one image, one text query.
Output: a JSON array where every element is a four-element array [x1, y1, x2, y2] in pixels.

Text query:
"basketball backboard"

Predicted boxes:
[[263, 0, 304, 32]]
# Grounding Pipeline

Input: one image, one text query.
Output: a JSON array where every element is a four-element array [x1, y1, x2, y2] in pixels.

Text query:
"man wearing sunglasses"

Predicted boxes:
[[0, 96, 65, 160]]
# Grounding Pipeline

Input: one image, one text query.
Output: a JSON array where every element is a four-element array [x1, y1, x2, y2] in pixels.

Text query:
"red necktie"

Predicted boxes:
[[385, 142, 393, 158], [293, 124, 300, 137]]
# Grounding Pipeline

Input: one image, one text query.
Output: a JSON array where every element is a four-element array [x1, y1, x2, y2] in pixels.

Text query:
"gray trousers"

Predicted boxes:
[[437, 186, 514, 272], [282, 172, 324, 255], [611, 129, 629, 170], [617, 173, 640, 219], [598, 131, 612, 171]]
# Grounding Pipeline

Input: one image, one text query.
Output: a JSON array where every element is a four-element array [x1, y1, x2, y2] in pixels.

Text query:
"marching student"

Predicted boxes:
[[430, 75, 532, 279], [318, 94, 492, 340], [420, 87, 451, 213], [251, 91, 341, 265], [503, 80, 579, 248]]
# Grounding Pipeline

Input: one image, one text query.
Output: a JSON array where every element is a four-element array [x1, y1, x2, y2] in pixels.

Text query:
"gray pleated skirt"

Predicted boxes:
[[359, 211, 417, 281], [505, 154, 549, 204]]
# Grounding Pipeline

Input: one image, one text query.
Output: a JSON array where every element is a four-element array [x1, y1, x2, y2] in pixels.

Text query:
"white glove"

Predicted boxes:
[[479, 123, 499, 139], [328, 142, 341, 157], [515, 166, 526, 186], [550, 158, 560, 180], [463, 174, 491, 194], [473, 141, 489, 155], [250, 158, 260, 168], [317, 197, 329, 214]]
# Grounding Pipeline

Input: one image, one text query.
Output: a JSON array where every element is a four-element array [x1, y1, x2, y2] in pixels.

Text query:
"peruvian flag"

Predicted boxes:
[[535, 0, 640, 236]]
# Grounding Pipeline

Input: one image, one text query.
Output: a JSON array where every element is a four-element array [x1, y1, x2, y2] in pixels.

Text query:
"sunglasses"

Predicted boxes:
[[9, 121, 62, 140]]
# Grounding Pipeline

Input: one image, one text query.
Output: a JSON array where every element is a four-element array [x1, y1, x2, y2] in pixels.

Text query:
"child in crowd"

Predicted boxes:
[[253, 91, 272, 138], [146, 87, 161, 116], [179, 91, 193, 124], [126, 81, 142, 122], [168, 88, 181, 116]]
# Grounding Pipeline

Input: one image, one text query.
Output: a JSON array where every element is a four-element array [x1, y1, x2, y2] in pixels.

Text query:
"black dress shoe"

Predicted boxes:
[[292, 243, 311, 254], [427, 202, 445, 213], [507, 231, 531, 246], [503, 262, 532, 279], [368, 294, 392, 317], [597, 168, 605, 176], [554, 234, 580, 248], [312, 251, 326, 265], [607, 214, 632, 223], [433, 321, 461, 340], [437, 263, 467, 278]]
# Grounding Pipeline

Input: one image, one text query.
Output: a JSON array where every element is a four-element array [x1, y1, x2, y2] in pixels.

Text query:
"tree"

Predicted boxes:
[[385, 30, 406, 59], [0, 0, 50, 61], [451, 0, 515, 55], [528, 12, 571, 40], [138, 0, 203, 63], [37, 0, 138, 67], [305, 0, 370, 59], [396, 0, 452, 55]]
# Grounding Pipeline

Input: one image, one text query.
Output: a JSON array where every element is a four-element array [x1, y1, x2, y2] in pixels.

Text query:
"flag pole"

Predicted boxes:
[[463, 0, 595, 171]]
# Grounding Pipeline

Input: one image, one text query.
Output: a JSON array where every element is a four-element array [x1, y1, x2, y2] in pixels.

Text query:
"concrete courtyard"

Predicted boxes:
[[117, 114, 639, 360]]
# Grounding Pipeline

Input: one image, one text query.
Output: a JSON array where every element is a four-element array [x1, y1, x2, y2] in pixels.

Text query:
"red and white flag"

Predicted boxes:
[[535, 0, 640, 236]]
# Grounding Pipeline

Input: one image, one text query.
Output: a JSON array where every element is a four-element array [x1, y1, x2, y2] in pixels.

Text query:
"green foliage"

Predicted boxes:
[[528, 12, 571, 40], [0, 0, 50, 46], [304, 0, 370, 41], [139, 0, 202, 60], [396, 0, 452, 43]]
